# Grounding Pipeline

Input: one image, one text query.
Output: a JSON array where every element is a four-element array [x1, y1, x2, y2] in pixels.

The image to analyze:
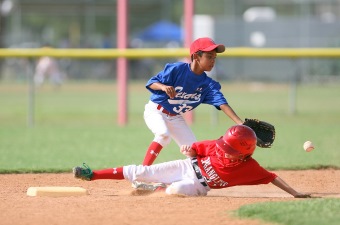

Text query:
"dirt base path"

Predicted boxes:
[[1, 170, 339, 225]]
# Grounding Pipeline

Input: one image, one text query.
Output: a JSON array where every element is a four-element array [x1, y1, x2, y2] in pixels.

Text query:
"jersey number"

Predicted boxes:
[[173, 104, 193, 114]]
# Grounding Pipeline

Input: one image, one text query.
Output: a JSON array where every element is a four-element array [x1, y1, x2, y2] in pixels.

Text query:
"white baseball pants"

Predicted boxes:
[[144, 101, 197, 147], [123, 158, 210, 196]]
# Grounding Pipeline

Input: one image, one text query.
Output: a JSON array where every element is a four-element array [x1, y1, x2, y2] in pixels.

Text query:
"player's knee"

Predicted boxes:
[[165, 183, 193, 196], [165, 185, 185, 196], [154, 132, 171, 146], [166, 182, 208, 196]]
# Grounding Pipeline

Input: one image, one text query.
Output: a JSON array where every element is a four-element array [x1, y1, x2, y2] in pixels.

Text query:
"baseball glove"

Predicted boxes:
[[243, 118, 275, 148]]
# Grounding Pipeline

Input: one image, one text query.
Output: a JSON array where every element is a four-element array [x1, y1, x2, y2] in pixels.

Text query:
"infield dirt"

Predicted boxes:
[[1, 170, 339, 225]]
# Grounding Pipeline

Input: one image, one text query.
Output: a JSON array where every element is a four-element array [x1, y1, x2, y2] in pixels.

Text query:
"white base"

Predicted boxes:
[[27, 186, 88, 197]]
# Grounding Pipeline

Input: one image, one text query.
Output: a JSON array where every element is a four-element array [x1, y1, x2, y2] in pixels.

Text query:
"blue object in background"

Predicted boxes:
[[137, 20, 183, 42]]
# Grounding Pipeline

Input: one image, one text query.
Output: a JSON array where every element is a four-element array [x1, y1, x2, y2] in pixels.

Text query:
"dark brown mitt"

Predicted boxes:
[[243, 118, 275, 148]]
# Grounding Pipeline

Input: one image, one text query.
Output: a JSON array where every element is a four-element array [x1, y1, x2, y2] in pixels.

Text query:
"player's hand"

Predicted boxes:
[[161, 85, 176, 99], [294, 192, 311, 198], [180, 145, 197, 157]]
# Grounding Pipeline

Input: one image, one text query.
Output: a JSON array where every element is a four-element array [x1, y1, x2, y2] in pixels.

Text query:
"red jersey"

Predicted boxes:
[[192, 140, 277, 189]]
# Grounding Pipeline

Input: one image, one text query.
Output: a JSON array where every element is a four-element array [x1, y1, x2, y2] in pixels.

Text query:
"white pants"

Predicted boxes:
[[34, 57, 63, 86], [123, 158, 210, 196], [144, 101, 197, 147]]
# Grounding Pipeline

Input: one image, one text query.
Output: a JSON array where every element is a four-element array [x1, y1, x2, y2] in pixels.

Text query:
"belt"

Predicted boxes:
[[157, 104, 177, 117], [191, 158, 208, 187]]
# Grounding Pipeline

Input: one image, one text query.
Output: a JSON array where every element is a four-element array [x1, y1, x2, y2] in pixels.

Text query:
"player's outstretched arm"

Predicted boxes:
[[271, 176, 311, 198], [220, 104, 243, 125], [180, 145, 197, 158]]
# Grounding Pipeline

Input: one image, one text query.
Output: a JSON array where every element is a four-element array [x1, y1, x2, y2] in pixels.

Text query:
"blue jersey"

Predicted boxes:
[[146, 62, 228, 115]]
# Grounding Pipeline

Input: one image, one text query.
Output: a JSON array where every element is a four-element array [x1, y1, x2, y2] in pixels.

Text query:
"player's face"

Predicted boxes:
[[198, 51, 217, 71], [215, 147, 244, 167]]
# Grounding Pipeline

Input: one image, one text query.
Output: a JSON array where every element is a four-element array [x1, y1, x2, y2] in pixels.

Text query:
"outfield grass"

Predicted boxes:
[[235, 198, 340, 225], [0, 81, 340, 172]]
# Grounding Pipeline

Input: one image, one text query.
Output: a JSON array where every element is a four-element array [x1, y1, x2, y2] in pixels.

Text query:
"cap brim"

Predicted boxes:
[[202, 44, 225, 53], [216, 137, 239, 155]]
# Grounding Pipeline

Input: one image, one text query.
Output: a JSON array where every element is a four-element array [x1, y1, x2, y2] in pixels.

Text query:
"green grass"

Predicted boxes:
[[0, 81, 340, 172], [235, 198, 340, 225]]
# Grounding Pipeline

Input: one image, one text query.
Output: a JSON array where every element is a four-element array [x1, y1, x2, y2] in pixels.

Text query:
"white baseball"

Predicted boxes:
[[303, 141, 314, 152]]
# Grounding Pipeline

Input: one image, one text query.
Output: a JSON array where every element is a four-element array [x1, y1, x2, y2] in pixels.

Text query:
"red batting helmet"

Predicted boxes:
[[216, 125, 257, 166]]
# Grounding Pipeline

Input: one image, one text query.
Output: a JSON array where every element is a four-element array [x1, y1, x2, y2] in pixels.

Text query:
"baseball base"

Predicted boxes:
[[27, 186, 88, 197]]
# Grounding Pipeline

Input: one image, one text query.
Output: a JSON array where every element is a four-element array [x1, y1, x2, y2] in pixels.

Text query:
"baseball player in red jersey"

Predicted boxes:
[[142, 37, 243, 166], [73, 125, 311, 198]]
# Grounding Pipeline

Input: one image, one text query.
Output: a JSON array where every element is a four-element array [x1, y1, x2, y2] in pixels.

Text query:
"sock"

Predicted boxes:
[[142, 141, 163, 166], [92, 167, 124, 180]]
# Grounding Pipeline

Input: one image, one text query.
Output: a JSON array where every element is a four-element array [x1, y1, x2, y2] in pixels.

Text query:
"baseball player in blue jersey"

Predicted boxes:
[[142, 37, 243, 166]]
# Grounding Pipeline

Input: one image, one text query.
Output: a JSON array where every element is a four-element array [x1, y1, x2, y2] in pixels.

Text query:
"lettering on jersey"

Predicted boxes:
[[174, 87, 201, 101], [201, 157, 228, 187], [167, 86, 202, 114]]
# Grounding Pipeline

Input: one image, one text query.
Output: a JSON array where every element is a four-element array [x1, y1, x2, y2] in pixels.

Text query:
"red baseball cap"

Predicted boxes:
[[190, 37, 226, 56]]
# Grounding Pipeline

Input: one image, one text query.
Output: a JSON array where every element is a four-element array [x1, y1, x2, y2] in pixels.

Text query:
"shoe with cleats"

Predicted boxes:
[[73, 163, 93, 181], [131, 181, 166, 191]]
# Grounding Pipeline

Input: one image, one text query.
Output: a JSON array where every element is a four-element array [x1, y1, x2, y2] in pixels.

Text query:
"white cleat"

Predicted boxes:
[[131, 181, 166, 191]]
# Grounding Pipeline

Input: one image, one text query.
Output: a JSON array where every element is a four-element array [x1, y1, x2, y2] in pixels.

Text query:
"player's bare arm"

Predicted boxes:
[[220, 104, 243, 125], [271, 177, 311, 198], [149, 82, 176, 99], [180, 145, 197, 157]]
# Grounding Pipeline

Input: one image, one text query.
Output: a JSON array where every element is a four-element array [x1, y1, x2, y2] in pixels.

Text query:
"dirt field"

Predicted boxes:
[[1, 170, 339, 225]]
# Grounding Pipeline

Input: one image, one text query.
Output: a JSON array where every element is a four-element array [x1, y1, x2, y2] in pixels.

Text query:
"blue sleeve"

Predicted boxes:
[[145, 63, 177, 93], [202, 80, 228, 110]]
